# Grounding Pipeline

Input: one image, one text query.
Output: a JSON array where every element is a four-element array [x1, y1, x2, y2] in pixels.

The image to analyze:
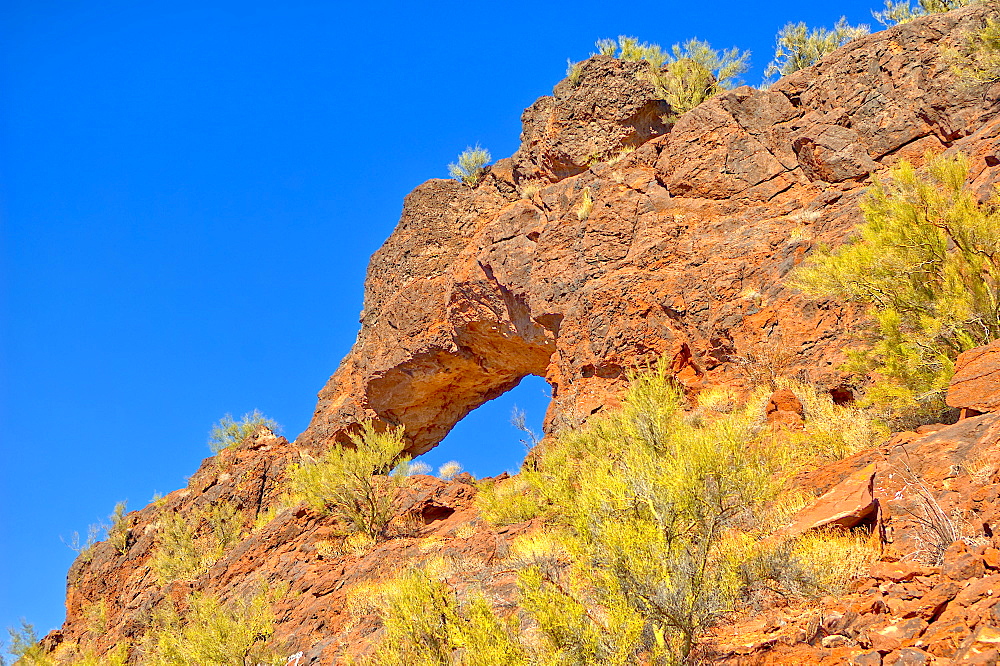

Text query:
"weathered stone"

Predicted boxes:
[[948, 340, 1000, 414], [954, 625, 1000, 663], [883, 647, 932, 666], [767, 388, 806, 429], [944, 540, 988, 581], [869, 617, 929, 652], [779, 464, 877, 536]]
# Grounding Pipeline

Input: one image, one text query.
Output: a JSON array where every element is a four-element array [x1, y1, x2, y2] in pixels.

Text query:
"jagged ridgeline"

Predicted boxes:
[[12, 2, 1000, 665]]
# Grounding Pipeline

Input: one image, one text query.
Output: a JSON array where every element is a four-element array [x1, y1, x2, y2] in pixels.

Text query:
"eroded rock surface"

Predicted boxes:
[[949, 340, 1000, 415], [44, 6, 1000, 665], [299, 4, 1000, 457]]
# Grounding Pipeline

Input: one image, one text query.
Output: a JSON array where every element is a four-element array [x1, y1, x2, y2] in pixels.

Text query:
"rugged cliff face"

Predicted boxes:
[[40, 5, 1000, 665], [298, 4, 1000, 457]]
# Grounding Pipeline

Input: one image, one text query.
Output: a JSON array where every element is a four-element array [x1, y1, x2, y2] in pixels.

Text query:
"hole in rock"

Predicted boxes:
[[421, 504, 456, 524], [412, 375, 551, 480], [830, 387, 854, 406]]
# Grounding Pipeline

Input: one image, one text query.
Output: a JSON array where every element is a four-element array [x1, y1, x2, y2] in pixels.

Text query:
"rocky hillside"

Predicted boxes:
[[32, 4, 1000, 665]]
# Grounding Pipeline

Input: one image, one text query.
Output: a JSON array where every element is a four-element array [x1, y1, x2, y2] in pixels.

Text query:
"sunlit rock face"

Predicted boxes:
[[298, 3, 1000, 457]]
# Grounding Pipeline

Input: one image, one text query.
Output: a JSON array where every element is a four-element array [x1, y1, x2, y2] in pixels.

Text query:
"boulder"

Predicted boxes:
[[948, 340, 1000, 415], [778, 464, 877, 536]]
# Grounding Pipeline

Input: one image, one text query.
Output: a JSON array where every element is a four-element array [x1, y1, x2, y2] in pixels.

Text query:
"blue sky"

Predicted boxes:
[[2, 0, 884, 646]]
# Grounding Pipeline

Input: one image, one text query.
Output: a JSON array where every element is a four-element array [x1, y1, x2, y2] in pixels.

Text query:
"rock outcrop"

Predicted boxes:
[[949, 340, 1000, 415], [298, 4, 1000, 457], [39, 5, 1000, 665]]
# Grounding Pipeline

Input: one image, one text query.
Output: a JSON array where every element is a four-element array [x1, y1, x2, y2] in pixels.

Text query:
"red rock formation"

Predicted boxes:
[[40, 5, 1000, 665], [949, 340, 1000, 416], [298, 4, 1000, 457]]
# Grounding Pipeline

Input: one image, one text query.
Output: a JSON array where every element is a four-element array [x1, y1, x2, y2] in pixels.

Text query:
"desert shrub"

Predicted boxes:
[[791, 153, 1000, 420], [208, 410, 279, 454], [63, 523, 100, 563], [4, 622, 128, 666], [474, 475, 542, 527], [437, 461, 462, 480], [512, 364, 883, 661], [949, 14, 1000, 83], [286, 421, 409, 539], [742, 378, 890, 462], [591, 36, 748, 117], [374, 367, 881, 662], [765, 17, 869, 81], [654, 39, 750, 116], [873, 0, 976, 27], [565, 59, 584, 86], [144, 588, 284, 666], [360, 565, 527, 666], [448, 145, 491, 187], [576, 187, 593, 220], [150, 501, 242, 584], [106, 501, 130, 555]]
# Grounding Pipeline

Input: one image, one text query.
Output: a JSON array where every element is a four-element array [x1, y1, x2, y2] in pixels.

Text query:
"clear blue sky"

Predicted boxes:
[[2, 0, 883, 647]]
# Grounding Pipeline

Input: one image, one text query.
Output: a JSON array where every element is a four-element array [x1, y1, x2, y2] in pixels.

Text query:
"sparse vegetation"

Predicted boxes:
[[286, 420, 410, 539], [765, 17, 870, 81], [566, 59, 584, 86], [150, 501, 243, 584], [591, 35, 749, 117], [144, 588, 284, 666], [395, 365, 882, 662], [576, 187, 593, 220], [448, 145, 491, 187], [949, 14, 1000, 83], [791, 152, 1000, 422], [359, 564, 527, 666], [437, 461, 462, 480], [873, 0, 976, 27], [4, 622, 128, 666], [107, 501, 130, 555], [207, 410, 279, 454]]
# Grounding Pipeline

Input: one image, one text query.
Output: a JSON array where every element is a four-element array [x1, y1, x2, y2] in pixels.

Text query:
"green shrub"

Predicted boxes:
[[150, 501, 242, 585], [590, 36, 748, 118], [565, 59, 584, 86], [474, 475, 542, 526], [448, 145, 491, 187], [371, 366, 884, 663], [765, 17, 869, 81], [654, 39, 750, 116], [873, 0, 976, 27], [208, 410, 279, 454], [360, 565, 527, 666], [791, 153, 1000, 420], [145, 588, 284, 666], [286, 421, 410, 539], [949, 14, 1000, 83], [3, 622, 128, 666], [106, 501, 130, 555], [514, 364, 883, 661]]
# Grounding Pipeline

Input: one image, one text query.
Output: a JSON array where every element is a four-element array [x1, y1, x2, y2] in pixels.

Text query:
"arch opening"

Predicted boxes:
[[411, 375, 551, 480]]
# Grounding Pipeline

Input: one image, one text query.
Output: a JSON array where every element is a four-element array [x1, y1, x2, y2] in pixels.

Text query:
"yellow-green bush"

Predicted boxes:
[[448, 145, 491, 187], [474, 475, 542, 527], [4, 622, 127, 666], [792, 153, 1000, 422], [590, 36, 749, 117], [286, 421, 410, 539], [873, 0, 976, 27], [144, 588, 283, 666], [150, 501, 242, 585], [765, 17, 869, 81], [361, 565, 526, 666], [950, 13, 1000, 83], [364, 366, 884, 663], [207, 410, 279, 454]]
